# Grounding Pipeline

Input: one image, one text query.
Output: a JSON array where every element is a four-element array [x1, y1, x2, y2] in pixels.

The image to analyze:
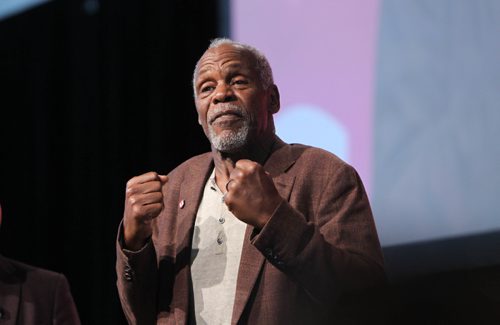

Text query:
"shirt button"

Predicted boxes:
[[217, 237, 223, 245], [218, 217, 225, 224]]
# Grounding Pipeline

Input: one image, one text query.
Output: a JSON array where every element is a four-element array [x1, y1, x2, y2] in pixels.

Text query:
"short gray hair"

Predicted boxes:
[[192, 38, 274, 97]]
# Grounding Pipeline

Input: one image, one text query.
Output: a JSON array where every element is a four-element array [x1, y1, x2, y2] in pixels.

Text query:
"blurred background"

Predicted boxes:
[[1, 0, 499, 323]]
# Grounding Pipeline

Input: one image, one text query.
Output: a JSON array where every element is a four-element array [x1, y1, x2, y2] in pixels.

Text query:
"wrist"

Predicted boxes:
[[256, 197, 283, 229], [123, 223, 151, 251]]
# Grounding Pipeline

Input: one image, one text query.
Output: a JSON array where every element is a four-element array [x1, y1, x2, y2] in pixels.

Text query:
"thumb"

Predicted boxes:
[[159, 175, 169, 183]]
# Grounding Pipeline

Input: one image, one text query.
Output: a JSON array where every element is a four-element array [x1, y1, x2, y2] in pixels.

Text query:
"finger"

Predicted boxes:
[[127, 181, 163, 196], [226, 178, 238, 192], [133, 192, 163, 206], [222, 192, 233, 211], [235, 159, 257, 171], [229, 166, 245, 182], [127, 171, 162, 187], [140, 202, 163, 219], [159, 175, 168, 183]]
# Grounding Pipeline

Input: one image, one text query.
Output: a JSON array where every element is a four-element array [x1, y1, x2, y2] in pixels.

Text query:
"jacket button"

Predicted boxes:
[[124, 272, 133, 281], [124, 266, 134, 281]]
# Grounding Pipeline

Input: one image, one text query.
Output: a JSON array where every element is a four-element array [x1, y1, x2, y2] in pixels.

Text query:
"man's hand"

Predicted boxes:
[[123, 172, 168, 251], [224, 159, 283, 229]]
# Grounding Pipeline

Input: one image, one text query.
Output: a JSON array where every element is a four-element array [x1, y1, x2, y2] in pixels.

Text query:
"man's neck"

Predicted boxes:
[[212, 134, 279, 187]]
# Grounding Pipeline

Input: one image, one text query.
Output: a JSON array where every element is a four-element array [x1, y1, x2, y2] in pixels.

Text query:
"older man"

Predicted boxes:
[[116, 38, 385, 324]]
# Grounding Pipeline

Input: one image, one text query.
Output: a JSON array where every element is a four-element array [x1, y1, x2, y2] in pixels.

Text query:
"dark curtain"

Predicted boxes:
[[0, 0, 219, 323]]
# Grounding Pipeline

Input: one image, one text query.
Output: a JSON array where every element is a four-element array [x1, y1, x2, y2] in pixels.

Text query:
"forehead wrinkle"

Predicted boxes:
[[199, 57, 244, 72], [197, 61, 247, 83]]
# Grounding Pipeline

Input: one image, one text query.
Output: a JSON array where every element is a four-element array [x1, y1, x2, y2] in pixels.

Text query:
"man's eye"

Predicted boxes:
[[232, 79, 248, 85], [201, 86, 215, 93]]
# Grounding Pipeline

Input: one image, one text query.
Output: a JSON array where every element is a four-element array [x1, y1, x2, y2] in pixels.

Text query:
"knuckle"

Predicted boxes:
[[234, 169, 245, 179], [126, 179, 135, 189], [132, 204, 143, 216], [147, 171, 159, 179], [248, 163, 258, 172]]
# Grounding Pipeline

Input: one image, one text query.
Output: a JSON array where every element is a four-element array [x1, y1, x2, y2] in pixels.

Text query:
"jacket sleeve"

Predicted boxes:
[[251, 162, 386, 304], [116, 221, 158, 325]]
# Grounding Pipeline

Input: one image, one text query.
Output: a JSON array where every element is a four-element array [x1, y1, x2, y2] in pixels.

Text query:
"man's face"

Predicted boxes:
[[194, 44, 275, 153]]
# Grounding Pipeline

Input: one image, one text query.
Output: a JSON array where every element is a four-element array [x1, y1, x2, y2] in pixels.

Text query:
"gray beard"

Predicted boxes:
[[208, 121, 250, 153]]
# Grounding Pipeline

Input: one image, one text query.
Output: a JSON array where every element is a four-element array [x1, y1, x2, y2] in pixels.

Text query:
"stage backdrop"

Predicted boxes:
[[231, 0, 500, 250]]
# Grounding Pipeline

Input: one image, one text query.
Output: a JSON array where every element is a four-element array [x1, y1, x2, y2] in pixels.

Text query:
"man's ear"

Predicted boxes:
[[268, 85, 280, 114]]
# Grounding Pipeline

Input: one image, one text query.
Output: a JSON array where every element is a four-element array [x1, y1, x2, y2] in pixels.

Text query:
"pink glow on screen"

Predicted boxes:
[[231, 0, 379, 195]]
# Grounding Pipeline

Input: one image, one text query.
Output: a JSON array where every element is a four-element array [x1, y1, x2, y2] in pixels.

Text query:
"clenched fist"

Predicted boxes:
[[123, 171, 168, 251], [224, 159, 283, 229]]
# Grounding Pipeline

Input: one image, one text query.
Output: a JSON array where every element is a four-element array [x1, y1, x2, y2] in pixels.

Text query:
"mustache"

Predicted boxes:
[[208, 104, 245, 124]]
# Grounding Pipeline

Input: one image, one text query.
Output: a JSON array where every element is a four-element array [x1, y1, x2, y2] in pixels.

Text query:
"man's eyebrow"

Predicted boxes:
[[195, 70, 213, 87], [224, 62, 244, 69]]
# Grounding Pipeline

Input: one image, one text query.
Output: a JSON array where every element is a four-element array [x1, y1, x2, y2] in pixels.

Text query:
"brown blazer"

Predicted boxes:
[[116, 141, 385, 325], [0, 255, 81, 325]]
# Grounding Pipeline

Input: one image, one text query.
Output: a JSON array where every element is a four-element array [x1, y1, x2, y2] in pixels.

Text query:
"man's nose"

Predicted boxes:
[[212, 83, 236, 104]]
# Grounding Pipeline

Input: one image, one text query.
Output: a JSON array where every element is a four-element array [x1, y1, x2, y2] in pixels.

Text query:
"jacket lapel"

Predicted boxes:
[[172, 155, 214, 325], [230, 224, 264, 325], [231, 142, 298, 324], [0, 256, 21, 325]]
